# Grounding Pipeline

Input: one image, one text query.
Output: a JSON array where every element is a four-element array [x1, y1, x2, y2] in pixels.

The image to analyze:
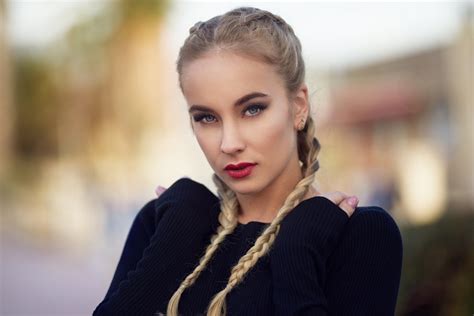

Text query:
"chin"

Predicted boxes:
[[227, 178, 265, 195]]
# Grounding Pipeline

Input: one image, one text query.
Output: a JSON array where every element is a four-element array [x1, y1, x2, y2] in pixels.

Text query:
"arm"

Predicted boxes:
[[93, 178, 219, 316], [101, 199, 156, 302], [270, 196, 350, 315], [325, 207, 403, 316]]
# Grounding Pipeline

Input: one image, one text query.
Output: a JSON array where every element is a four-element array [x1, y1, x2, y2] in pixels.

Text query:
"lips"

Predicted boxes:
[[225, 163, 257, 179], [224, 162, 257, 170]]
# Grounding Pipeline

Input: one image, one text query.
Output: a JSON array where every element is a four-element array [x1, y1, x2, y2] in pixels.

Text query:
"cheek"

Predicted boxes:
[[195, 130, 220, 164], [250, 110, 293, 151]]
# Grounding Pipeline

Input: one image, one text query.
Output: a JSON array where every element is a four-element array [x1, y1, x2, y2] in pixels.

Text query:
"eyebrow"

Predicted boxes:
[[188, 92, 269, 113]]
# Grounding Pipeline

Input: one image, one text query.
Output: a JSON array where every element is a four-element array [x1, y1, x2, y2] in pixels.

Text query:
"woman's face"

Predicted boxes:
[[180, 50, 307, 195]]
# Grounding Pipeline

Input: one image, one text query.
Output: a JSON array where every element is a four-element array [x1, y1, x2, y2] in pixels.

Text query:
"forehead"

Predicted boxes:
[[181, 51, 286, 104]]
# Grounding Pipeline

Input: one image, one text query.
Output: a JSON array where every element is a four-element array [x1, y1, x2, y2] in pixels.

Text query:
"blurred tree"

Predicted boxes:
[[119, 0, 169, 21], [13, 54, 60, 159], [11, 0, 170, 173], [0, 0, 14, 178], [4, 0, 171, 243], [397, 211, 474, 316]]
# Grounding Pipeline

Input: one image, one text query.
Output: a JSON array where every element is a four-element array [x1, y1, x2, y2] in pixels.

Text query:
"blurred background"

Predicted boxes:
[[0, 0, 472, 315]]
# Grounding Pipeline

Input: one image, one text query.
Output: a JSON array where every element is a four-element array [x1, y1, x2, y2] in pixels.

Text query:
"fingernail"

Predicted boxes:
[[348, 196, 358, 207], [155, 185, 166, 195]]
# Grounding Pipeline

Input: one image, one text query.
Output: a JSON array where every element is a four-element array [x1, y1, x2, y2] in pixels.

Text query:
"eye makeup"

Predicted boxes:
[[192, 103, 268, 124]]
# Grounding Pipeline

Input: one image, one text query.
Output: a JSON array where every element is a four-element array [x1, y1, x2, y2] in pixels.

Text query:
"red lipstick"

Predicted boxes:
[[224, 162, 257, 179]]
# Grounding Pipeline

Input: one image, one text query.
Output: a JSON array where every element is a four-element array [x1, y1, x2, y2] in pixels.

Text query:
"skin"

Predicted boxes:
[[165, 49, 358, 223]]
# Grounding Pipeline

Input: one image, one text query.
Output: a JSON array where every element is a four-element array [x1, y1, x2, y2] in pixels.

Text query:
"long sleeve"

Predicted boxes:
[[270, 196, 350, 315], [101, 199, 156, 302], [324, 206, 403, 315], [93, 178, 219, 316]]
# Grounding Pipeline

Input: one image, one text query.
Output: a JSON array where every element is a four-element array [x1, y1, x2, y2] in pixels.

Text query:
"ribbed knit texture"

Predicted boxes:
[[93, 178, 403, 315]]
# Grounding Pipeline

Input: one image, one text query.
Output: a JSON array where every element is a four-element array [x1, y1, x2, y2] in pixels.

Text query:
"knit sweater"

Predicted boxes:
[[93, 177, 403, 315]]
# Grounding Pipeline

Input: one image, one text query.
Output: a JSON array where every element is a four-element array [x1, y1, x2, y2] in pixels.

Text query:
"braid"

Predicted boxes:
[[299, 115, 321, 177], [166, 175, 238, 315], [166, 120, 321, 316], [171, 6, 323, 316], [206, 120, 321, 315]]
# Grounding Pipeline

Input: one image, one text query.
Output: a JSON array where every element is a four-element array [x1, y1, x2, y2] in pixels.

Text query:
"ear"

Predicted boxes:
[[292, 83, 310, 130]]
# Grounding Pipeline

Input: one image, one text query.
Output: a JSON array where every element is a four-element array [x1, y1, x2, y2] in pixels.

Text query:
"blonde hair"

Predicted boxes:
[[166, 6, 321, 315]]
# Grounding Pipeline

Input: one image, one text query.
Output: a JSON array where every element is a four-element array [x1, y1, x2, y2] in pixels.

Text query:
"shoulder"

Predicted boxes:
[[349, 206, 401, 238], [145, 177, 219, 213], [325, 207, 404, 315], [275, 196, 350, 249], [135, 177, 220, 232], [154, 177, 219, 208], [340, 206, 403, 258]]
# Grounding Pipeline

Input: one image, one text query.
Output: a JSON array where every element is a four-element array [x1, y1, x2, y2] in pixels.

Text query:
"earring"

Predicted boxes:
[[298, 118, 305, 131]]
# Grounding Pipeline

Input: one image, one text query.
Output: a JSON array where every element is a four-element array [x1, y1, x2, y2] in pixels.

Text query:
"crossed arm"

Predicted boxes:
[[270, 200, 403, 316], [94, 185, 402, 315]]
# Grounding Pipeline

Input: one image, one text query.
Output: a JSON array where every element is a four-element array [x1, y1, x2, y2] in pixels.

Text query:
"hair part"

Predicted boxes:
[[166, 6, 321, 316]]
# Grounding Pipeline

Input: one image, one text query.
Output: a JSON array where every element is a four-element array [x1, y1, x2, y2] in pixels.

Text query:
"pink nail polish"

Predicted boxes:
[[348, 196, 358, 207], [155, 185, 166, 196]]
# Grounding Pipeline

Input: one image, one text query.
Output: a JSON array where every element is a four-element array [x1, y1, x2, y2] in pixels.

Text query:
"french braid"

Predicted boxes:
[[167, 6, 322, 315]]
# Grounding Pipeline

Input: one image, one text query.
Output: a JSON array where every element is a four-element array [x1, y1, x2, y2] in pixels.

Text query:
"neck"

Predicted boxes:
[[235, 158, 320, 224]]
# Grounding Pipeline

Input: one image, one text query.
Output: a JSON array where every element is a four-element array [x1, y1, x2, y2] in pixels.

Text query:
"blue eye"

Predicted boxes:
[[192, 103, 268, 124], [192, 113, 216, 123], [244, 104, 267, 116]]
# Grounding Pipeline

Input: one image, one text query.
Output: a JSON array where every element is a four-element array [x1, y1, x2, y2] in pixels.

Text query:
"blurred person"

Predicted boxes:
[[93, 7, 402, 316]]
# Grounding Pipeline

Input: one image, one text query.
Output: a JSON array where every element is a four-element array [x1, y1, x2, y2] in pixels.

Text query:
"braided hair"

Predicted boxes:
[[167, 7, 322, 315]]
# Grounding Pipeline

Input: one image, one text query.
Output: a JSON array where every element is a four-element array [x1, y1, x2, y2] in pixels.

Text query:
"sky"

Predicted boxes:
[[5, 0, 470, 69]]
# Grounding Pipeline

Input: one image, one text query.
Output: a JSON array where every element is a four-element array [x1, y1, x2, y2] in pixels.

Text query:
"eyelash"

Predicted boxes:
[[192, 104, 268, 124]]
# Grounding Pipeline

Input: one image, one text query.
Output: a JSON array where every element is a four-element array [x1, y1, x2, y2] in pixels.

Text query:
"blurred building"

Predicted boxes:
[[318, 11, 473, 224]]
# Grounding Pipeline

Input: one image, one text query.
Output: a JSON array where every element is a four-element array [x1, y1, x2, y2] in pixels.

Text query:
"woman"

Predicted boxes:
[[93, 6, 402, 316]]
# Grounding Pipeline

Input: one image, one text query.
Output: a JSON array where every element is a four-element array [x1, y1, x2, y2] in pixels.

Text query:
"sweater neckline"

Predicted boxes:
[[237, 220, 270, 227], [235, 196, 329, 227], [215, 196, 336, 228]]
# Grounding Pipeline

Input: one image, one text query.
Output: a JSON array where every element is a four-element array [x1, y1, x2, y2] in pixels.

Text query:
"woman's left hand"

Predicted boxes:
[[304, 185, 359, 218], [322, 191, 359, 218]]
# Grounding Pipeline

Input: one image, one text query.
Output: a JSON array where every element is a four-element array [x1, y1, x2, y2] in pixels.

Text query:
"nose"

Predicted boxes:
[[220, 122, 245, 154]]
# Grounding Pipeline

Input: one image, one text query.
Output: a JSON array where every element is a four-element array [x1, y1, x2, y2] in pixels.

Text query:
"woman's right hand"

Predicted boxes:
[[154, 177, 190, 197], [155, 185, 167, 197]]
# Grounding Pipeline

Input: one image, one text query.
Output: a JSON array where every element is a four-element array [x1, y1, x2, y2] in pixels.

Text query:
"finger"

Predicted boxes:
[[337, 196, 358, 217], [321, 192, 357, 217], [155, 185, 168, 197], [322, 191, 349, 206]]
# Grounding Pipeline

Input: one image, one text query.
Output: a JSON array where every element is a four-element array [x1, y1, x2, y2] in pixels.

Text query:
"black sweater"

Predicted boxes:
[[93, 177, 403, 315]]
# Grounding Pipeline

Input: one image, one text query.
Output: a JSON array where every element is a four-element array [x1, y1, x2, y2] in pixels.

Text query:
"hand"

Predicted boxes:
[[319, 191, 359, 218], [304, 185, 359, 218], [155, 185, 167, 197], [154, 176, 190, 197]]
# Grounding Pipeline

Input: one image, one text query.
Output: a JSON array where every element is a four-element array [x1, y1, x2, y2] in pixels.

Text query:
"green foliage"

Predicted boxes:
[[397, 210, 474, 316], [13, 54, 60, 159], [119, 0, 170, 21], [10, 0, 171, 162]]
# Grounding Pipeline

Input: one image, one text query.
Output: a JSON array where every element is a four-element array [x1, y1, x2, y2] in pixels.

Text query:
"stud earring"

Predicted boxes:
[[298, 118, 306, 131]]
